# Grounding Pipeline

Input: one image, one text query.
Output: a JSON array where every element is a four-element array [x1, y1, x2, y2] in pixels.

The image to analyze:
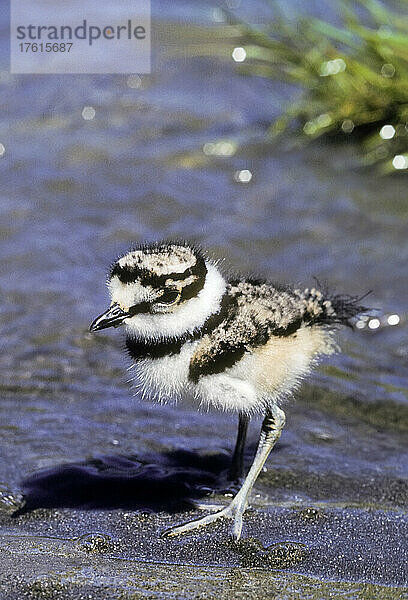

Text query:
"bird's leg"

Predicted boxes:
[[194, 412, 249, 512], [228, 412, 250, 482], [164, 405, 286, 540], [194, 413, 249, 511]]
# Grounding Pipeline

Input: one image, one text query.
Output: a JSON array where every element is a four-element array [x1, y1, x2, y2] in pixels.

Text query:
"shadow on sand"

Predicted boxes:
[[16, 449, 240, 515]]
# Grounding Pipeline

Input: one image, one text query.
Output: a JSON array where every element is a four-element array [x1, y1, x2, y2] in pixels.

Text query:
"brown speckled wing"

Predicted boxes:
[[189, 280, 305, 382]]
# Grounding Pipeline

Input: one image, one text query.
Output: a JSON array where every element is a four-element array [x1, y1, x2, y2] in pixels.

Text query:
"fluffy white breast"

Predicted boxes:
[[128, 341, 198, 405]]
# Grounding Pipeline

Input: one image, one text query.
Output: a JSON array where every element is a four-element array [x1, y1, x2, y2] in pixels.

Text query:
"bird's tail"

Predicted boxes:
[[299, 285, 371, 328]]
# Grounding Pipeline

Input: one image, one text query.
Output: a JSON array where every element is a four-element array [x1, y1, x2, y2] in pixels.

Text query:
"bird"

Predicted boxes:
[[89, 240, 367, 540]]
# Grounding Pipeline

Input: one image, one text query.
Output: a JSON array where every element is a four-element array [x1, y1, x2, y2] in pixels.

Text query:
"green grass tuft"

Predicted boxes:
[[232, 0, 408, 173]]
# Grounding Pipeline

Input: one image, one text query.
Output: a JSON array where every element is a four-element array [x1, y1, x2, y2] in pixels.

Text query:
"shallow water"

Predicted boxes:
[[0, 1, 407, 598]]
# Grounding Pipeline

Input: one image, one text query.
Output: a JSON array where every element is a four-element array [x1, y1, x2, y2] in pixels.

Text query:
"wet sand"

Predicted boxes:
[[0, 380, 407, 598]]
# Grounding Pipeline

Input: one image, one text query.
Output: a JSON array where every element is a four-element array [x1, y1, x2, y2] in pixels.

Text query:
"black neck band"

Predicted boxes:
[[125, 291, 235, 361]]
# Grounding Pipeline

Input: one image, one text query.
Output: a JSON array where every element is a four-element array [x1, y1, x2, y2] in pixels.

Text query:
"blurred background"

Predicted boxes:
[[0, 0, 407, 596]]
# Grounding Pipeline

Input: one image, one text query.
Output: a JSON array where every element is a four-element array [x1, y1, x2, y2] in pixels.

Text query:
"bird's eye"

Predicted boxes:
[[156, 288, 181, 306]]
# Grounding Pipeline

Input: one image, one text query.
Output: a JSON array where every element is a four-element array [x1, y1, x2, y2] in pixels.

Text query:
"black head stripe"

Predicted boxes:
[[178, 259, 207, 301], [111, 254, 207, 292]]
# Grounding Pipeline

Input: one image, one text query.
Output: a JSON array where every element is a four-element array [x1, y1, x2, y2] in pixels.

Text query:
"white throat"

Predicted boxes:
[[124, 262, 226, 341]]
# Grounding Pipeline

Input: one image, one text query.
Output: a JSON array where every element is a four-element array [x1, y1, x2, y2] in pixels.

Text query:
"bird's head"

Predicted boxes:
[[90, 241, 226, 340]]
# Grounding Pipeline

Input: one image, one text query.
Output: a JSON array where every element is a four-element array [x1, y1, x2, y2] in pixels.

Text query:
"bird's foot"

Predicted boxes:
[[163, 496, 246, 540], [194, 501, 227, 512]]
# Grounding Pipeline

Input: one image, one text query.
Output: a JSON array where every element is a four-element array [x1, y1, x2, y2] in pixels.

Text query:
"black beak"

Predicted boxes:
[[89, 303, 129, 332]]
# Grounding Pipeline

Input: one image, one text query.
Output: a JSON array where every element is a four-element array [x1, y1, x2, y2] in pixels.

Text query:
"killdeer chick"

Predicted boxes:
[[90, 240, 366, 540]]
